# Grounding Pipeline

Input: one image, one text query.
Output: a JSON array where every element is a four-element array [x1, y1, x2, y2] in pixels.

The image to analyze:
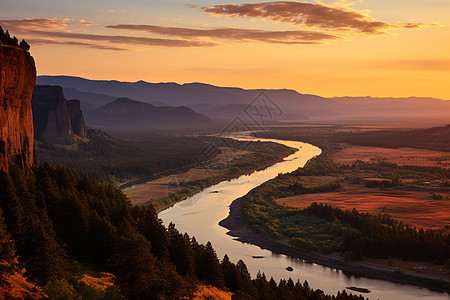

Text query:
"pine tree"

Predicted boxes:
[[168, 223, 195, 277], [134, 205, 169, 259], [88, 211, 118, 264], [221, 254, 241, 292], [197, 241, 224, 288], [19, 39, 30, 51], [0, 171, 24, 239], [21, 216, 66, 286], [110, 234, 161, 299], [0, 207, 16, 274]]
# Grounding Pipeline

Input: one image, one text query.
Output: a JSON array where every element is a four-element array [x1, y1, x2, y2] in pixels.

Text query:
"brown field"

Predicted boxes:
[[124, 168, 213, 205], [276, 186, 450, 231], [124, 147, 251, 205], [335, 144, 450, 168]]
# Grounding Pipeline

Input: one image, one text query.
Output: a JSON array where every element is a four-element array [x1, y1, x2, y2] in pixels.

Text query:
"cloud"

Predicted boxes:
[[0, 18, 70, 31], [79, 20, 97, 26], [24, 30, 217, 47], [0, 19, 218, 48], [393, 22, 441, 30], [200, 1, 434, 34], [106, 24, 340, 44], [27, 30, 216, 47], [25, 38, 129, 51]]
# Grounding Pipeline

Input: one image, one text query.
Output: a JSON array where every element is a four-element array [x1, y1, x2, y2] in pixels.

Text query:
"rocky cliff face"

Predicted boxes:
[[0, 46, 36, 172], [67, 99, 87, 138], [32, 85, 86, 144]]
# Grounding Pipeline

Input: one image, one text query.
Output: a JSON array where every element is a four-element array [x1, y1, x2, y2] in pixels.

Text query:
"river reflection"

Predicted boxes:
[[156, 137, 449, 300]]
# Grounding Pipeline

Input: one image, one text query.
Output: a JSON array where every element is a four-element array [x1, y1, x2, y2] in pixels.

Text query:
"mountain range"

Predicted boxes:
[[89, 97, 213, 130], [37, 75, 450, 126]]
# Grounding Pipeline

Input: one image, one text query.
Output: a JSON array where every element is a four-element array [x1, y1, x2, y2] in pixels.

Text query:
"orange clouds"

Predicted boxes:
[[0, 2, 440, 53], [106, 24, 340, 44], [21, 30, 217, 47], [201, 1, 433, 34], [25, 38, 129, 51], [0, 18, 217, 50], [0, 18, 70, 31]]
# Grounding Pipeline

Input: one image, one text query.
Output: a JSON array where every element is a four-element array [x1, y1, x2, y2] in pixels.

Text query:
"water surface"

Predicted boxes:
[[158, 137, 449, 299]]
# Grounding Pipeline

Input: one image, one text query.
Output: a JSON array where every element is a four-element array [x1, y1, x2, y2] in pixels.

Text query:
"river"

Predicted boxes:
[[157, 136, 449, 299]]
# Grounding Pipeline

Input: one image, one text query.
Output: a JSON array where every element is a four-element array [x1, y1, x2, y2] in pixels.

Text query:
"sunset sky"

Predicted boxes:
[[1, 0, 449, 99]]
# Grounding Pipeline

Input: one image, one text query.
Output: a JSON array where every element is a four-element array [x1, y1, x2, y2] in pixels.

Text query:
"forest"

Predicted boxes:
[[241, 152, 450, 264], [0, 163, 368, 299], [145, 138, 295, 210], [36, 129, 219, 182], [37, 130, 294, 187]]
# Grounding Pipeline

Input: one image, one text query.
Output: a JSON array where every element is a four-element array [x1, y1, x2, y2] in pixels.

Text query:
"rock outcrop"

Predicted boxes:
[[0, 45, 36, 172], [32, 85, 86, 144], [67, 99, 87, 138]]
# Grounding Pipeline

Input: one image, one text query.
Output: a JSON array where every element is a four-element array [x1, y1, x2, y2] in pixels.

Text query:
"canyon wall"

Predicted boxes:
[[32, 85, 87, 144], [0, 46, 36, 172], [67, 99, 87, 138]]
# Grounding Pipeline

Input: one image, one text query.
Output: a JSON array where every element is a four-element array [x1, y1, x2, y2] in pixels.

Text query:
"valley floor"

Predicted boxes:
[[123, 139, 294, 211], [234, 141, 450, 289], [220, 197, 450, 294]]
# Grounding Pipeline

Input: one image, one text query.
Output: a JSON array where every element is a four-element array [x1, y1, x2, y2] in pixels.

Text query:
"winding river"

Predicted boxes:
[[157, 137, 449, 300]]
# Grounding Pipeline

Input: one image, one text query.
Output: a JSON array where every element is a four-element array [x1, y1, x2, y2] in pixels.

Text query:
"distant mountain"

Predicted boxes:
[[63, 87, 116, 109], [87, 97, 214, 130], [37, 76, 450, 124], [36, 75, 339, 121]]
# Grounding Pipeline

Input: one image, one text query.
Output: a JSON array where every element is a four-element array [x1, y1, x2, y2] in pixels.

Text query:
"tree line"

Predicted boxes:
[[241, 154, 450, 264], [0, 26, 30, 51], [0, 163, 367, 299], [37, 129, 220, 182]]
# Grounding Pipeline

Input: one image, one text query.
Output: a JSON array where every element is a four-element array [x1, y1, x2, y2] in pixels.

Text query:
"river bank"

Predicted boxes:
[[219, 197, 450, 294], [123, 139, 295, 210], [159, 137, 448, 299]]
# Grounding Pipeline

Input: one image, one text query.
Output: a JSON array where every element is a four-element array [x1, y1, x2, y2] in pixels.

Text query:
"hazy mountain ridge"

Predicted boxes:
[[37, 75, 450, 124], [88, 97, 214, 130]]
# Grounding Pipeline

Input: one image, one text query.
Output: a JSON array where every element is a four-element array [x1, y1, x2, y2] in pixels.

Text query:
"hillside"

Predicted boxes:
[[87, 97, 214, 130], [0, 44, 43, 299]]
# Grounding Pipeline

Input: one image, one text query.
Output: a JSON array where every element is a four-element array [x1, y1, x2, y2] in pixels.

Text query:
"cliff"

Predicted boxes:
[[0, 45, 36, 172], [67, 99, 87, 138], [32, 85, 86, 144]]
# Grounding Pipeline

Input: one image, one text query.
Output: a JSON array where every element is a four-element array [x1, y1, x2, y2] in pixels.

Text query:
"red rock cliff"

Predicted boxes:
[[0, 46, 36, 172]]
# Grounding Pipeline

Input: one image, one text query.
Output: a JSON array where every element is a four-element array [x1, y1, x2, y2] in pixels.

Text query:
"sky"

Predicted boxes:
[[1, 0, 449, 99]]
